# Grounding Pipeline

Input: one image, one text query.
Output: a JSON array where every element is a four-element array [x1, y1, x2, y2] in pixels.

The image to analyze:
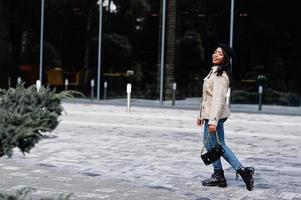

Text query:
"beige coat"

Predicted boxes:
[[199, 66, 230, 126]]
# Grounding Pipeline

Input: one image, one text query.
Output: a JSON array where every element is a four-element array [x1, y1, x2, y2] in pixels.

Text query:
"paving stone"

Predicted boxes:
[[0, 102, 300, 199]]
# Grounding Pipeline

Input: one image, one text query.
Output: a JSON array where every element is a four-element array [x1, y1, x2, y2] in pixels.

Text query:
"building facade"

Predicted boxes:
[[0, 0, 300, 106]]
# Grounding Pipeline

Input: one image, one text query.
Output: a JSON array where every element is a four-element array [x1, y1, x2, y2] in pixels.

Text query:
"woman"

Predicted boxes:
[[196, 43, 255, 191]]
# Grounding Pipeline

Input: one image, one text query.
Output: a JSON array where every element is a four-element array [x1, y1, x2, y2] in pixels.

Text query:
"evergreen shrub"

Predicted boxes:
[[0, 83, 79, 157]]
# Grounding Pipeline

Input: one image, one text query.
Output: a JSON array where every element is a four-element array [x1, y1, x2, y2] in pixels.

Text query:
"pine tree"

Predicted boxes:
[[0, 83, 78, 157]]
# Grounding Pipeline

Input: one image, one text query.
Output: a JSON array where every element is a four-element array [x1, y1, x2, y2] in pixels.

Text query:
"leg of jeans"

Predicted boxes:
[[215, 120, 242, 171], [203, 120, 223, 170]]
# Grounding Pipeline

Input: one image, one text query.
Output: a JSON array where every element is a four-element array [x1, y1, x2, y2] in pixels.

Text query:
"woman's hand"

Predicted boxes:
[[208, 124, 217, 133], [196, 118, 203, 126]]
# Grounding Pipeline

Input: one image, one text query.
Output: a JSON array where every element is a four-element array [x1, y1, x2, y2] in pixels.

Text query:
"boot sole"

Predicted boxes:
[[202, 182, 227, 187], [218, 182, 227, 187]]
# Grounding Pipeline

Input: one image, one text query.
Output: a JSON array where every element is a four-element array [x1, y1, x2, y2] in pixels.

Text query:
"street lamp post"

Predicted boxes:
[[39, 0, 45, 83], [227, 0, 235, 106], [159, 0, 167, 105], [229, 0, 234, 53], [97, 0, 103, 100]]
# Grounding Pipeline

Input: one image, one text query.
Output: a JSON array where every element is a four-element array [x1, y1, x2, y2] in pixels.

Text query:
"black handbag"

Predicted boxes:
[[200, 131, 224, 166]]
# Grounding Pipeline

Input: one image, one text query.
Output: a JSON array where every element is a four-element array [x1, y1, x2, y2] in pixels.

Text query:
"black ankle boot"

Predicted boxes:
[[202, 170, 227, 187], [237, 167, 255, 191]]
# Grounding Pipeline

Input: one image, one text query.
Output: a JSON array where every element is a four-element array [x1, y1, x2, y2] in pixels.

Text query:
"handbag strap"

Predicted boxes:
[[200, 129, 221, 155]]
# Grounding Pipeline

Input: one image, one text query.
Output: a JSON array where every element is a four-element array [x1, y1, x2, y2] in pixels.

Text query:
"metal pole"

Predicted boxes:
[[126, 83, 132, 112], [39, 0, 45, 83], [36, 80, 41, 91], [64, 79, 68, 91], [91, 79, 95, 99], [172, 82, 176, 106], [97, 0, 103, 100], [103, 81, 107, 99], [159, 0, 167, 105], [229, 0, 234, 51], [17, 77, 22, 84], [228, 0, 235, 107], [258, 85, 263, 111]]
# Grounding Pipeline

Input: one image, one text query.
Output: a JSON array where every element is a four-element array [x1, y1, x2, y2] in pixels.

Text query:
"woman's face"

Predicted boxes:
[[212, 47, 224, 65]]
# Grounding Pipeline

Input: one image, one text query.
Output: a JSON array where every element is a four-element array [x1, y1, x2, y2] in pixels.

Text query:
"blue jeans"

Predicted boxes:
[[203, 119, 242, 171]]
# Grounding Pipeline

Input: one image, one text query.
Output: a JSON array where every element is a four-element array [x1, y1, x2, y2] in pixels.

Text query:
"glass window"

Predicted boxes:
[[175, 0, 301, 106], [100, 0, 161, 99], [175, 0, 231, 98], [233, 0, 301, 106], [1, 0, 300, 106]]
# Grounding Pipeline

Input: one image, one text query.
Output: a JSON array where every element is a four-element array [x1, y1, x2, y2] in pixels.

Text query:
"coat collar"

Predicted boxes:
[[211, 65, 218, 72]]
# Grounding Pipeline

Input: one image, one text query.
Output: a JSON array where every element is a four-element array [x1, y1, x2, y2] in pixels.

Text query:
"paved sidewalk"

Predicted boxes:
[[1, 102, 301, 199]]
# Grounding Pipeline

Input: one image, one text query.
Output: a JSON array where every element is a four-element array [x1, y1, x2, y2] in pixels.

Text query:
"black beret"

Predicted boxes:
[[217, 43, 234, 58]]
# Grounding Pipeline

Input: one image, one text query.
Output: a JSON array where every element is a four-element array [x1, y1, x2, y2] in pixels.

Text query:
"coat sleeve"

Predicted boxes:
[[209, 74, 229, 126]]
